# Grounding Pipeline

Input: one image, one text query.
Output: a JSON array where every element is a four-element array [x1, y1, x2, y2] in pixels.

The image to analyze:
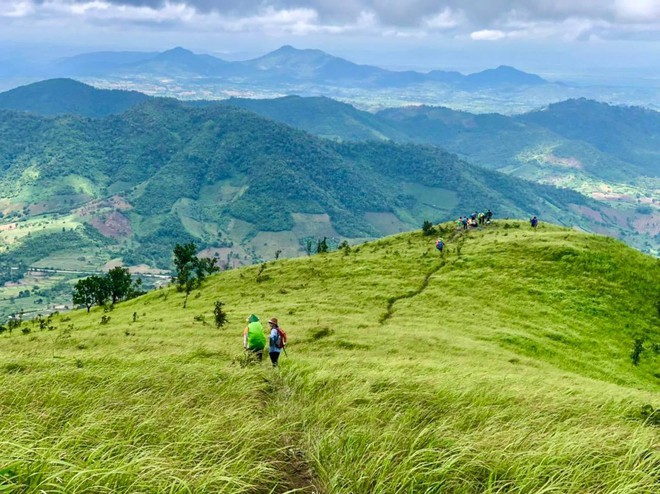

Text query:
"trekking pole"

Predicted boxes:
[[283, 346, 288, 358]]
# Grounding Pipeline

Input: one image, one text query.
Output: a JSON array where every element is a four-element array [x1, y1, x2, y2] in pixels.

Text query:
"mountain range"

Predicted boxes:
[[0, 78, 657, 320], [4, 45, 657, 113], [50, 45, 548, 90], [0, 89, 612, 318]]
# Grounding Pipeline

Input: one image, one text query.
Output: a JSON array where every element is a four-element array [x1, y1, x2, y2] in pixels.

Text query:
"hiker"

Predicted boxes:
[[267, 317, 286, 367], [461, 217, 468, 230], [243, 314, 266, 362], [485, 209, 493, 221], [478, 212, 485, 225], [456, 217, 463, 230], [530, 216, 539, 230], [435, 238, 444, 254]]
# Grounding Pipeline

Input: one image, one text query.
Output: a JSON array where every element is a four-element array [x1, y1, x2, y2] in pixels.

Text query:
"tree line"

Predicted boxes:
[[72, 266, 145, 312], [72, 242, 219, 312]]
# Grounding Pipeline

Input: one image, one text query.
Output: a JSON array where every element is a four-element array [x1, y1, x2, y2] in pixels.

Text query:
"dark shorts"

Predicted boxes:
[[269, 351, 281, 366]]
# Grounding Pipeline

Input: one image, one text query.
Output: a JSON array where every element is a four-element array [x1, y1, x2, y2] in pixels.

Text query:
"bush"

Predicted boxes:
[[213, 301, 228, 329], [422, 220, 436, 236], [630, 337, 645, 366]]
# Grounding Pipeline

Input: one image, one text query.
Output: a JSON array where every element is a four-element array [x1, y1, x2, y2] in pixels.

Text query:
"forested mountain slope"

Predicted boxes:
[[0, 98, 602, 317]]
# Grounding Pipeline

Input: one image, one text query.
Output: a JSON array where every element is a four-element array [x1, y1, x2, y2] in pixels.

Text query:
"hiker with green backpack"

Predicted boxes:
[[243, 314, 266, 363]]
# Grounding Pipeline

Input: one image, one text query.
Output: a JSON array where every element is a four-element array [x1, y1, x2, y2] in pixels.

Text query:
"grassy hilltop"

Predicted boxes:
[[0, 221, 659, 493]]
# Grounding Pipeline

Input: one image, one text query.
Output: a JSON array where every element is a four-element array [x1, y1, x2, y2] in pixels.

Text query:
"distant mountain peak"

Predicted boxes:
[[271, 45, 326, 55], [155, 47, 201, 62], [467, 65, 546, 86], [162, 46, 194, 56]]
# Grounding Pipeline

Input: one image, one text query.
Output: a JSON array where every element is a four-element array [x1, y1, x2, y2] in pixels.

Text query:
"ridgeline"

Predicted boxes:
[[0, 221, 658, 493]]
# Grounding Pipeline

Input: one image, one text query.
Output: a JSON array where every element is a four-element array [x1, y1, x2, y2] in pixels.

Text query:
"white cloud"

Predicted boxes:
[[471, 29, 507, 41], [1, 1, 34, 17], [0, 0, 659, 43], [423, 7, 462, 30], [614, 0, 660, 22]]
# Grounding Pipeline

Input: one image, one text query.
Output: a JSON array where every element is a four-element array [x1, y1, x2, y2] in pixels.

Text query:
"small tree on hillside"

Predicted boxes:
[[106, 266, 133, 305], [72, 277, 97, 313], [316, 237, 328, 254], [422, 220, 436, 236], [213, 300, 228, 329], [173, 242, 219, 308], [86, 275, 109, 307]]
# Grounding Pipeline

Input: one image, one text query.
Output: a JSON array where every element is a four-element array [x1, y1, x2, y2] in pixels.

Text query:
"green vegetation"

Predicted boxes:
[[1, 98, 614, 316], [72, 267, 144, 312], [172, 242, 219, 308], [222, 96, 660, 256], [0, 222, 658, 492]]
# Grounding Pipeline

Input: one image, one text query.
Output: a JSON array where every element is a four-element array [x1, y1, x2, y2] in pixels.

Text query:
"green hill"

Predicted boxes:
[[518, 98, 660, 176], [0, 222, 658, 492], [0, 79, 151, 117]]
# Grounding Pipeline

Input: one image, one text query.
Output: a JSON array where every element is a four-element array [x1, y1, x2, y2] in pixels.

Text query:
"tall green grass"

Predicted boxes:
[[1, 221, 658, 492]]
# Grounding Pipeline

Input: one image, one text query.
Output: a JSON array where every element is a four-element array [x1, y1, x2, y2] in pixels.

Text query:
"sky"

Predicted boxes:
[[1, 0, 659, 76]]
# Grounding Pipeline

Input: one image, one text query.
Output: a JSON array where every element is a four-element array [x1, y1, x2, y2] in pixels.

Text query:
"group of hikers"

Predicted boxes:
[[434, 209, 540, 253], [434, 208, 494, 254], [243, 314, 287, 367], [456, 209, 494, 231]]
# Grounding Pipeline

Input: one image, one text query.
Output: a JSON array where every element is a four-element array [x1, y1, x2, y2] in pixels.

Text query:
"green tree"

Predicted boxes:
[[106, 266, 132, 305], [72, 277, 98, 313], [173, 242, 219, 308], [126, 277, 145, 300], [88, 275, 110, 307], [316, 237, 328, 254], [213, 301, 228, 329], [422, 220, 436, 236]]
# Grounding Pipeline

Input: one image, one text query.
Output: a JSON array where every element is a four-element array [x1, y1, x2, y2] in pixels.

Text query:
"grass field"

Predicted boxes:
[[0, 221, 658, 493]]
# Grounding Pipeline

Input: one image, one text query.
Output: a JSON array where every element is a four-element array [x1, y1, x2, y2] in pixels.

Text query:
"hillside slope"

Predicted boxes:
[[518, 98, 660, 176], [0, 79, 150, 117], [216, 96, 659, 255], [0, 222, 658, 492]]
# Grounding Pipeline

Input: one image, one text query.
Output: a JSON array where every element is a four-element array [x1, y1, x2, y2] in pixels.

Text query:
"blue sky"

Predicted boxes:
[[1, 1, 659, 76]]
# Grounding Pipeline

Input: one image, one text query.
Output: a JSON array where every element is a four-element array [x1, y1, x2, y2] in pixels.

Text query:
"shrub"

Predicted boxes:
[[213, 301, 228, 329], [630, 337, 645, 366], [422, 220, 436, 236]]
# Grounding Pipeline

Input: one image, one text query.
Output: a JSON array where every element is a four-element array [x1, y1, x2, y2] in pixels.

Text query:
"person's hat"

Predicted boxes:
[[268, 318, 278, 325]]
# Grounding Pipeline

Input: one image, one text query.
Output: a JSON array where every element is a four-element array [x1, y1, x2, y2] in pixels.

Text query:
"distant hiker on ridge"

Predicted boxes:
[[243, 314, 266, 363], [435, 238, 444, 254], [530, 216, 539, 230]]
